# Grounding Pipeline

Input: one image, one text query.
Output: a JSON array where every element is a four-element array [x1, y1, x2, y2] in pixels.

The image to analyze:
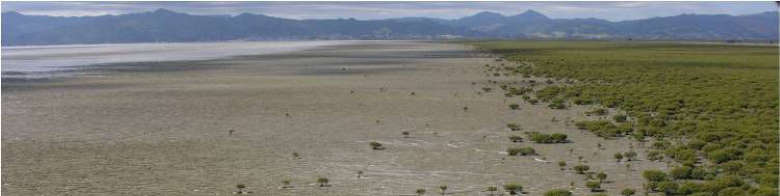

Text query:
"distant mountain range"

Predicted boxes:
[[2, 9, 777, 46]]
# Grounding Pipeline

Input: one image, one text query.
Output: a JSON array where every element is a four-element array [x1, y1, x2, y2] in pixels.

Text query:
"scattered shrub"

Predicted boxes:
[[507, 123, 522, 131], [642, 170, 668, 182], [486, 186, 498, 193], [647, 151, 663, 161], [317, 177, 329, 187], [596, 172, 607, 183], [623, 151, 637, 161], [236, 184, 246, 192], [544, 189, 572, 196], [586, 108, 608, 116], [573, 165, 590, 174], [586, 181, 602, 192], [548, 99, 567, 109], [526, 131, 568, 143], [621, 188, 636, 196], [507, 147, 536, 156], [573, 98, 593, 105], [575, 120, 629, 138], [503, 183, 523, 195], [370, 142, 385, 150], [614, 153, 624, 162]]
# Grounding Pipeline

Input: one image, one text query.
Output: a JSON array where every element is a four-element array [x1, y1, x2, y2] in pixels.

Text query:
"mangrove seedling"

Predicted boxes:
[[503, 183, 523, 195], [317, 177, 329, 187], [370, 142, 385, 150], [573, 165, 590, 174], [416, 188, 426, 195]]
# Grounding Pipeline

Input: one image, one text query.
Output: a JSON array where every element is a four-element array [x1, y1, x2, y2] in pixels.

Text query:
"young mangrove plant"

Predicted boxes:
[[317, 177, 329, 187], [503, 183, 523, 195], [370, 142, 385, 150], [507, 147, 536, 156]]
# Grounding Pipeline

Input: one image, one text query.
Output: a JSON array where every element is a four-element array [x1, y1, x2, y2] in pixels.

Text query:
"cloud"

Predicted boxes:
[[1, 2, 775, 21]]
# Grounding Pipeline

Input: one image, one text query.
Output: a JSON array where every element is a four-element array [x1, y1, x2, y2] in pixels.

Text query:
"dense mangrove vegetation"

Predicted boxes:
[[473, 41, 779, 196]]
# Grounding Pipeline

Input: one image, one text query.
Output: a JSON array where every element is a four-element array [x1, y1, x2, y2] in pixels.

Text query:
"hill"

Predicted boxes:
[[2, 9, 777, 45]]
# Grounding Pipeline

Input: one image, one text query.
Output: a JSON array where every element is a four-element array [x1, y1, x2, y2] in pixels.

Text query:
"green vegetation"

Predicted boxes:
[[613, 114, 627, 122], [317, 177, 329, 187], [623, 151, 637, 161], [613, 153, 623, 162], [544, 189, 572, 196], [508, 135, 523, 143], [585, 181, 602, 192], [438, 185, 447, 195], [507, 123, 522, 131], [526, 131, 569, 143], [503, 183, 523, 195], [596, 172, 607, 183], [416, 188, 426, 195], [236, 184, 246, 193], [507, 147, 536, 156], [585, 108, 608, 116], [558, 161, 566, 170], [574, 120, 631, 138], [486, 186, 498, 195], [370, 141, 385, 150], [474, 41, 778, 194], [547, 98, 567, 109], [505, 86, 533, 97], [509, 103, 520, 110], [573, 165, 590, 174], [643, 170, 668, 182], [621, 188, 636, 196]]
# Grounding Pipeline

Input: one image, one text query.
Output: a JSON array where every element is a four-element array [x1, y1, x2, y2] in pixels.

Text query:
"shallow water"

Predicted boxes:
[[1, 40, 353, 76]]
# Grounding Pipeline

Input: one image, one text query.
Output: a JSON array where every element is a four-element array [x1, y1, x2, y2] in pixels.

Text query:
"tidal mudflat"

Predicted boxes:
[[2, 41, 662, 195]]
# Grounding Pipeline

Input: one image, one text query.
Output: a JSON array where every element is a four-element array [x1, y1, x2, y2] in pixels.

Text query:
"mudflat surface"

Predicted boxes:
[[2, 41, 664, 195]]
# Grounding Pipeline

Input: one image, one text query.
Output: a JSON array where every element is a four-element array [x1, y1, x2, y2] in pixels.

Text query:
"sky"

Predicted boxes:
[[1, 2, 776, 22]]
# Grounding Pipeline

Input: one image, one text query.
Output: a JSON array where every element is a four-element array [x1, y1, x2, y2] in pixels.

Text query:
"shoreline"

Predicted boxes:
[[1, 40, 362, 77]]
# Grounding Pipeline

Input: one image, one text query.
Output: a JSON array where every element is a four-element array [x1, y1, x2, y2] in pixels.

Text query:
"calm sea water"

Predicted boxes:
[[1, 40, 352, 75]]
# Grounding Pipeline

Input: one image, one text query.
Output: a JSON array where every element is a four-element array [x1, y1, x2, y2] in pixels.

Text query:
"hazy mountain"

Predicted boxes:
[[2, 9, 777, 46], [441, 10, 777, 40]]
